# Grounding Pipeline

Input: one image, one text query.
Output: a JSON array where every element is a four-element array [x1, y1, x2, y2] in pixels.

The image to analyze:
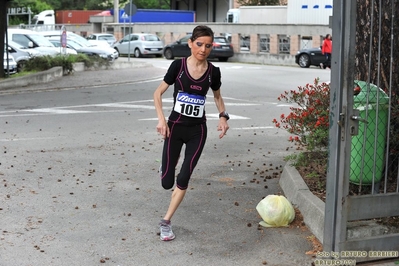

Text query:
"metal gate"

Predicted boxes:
[[324, 0, 399, 263]]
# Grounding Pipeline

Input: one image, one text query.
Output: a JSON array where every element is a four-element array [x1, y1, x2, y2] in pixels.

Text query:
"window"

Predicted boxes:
[[180, 35, 191, 43], [300, 36, 312, 49], [144, 35, 160, 41], [12, 34, 30, 47], [260, 34, 270, 52], [279, 35, 290, 54]]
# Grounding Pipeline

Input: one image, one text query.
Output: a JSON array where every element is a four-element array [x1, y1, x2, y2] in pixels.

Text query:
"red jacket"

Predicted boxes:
[[322, 39, 332, 54]]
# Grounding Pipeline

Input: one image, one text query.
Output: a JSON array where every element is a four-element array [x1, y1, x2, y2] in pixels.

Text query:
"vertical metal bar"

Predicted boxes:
[[384, 0, 394, 194], [371, 0, 383, 194], [128, 0, 132, 61], [357, 0, 376, 192], [393, 1, 399, 194], [324, 0, 357, 252]]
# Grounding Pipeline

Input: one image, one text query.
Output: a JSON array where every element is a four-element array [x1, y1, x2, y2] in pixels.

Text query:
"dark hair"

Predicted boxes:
[[190, 25, 214, 42], [326, 34, 331, 39]]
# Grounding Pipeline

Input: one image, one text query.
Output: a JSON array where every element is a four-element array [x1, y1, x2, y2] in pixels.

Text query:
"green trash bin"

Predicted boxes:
[[350, 80, 389, 185]]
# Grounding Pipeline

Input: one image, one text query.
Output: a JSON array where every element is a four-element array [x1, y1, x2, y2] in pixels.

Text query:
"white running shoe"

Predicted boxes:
[[159, 220, 175, 241]]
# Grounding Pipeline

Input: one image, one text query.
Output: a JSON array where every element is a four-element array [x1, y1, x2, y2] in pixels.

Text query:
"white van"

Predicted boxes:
[[7, 29, 71, 56]]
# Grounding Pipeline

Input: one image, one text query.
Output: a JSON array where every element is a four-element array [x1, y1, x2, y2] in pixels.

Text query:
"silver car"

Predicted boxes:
[[7, 29, 76, 56], [48, 37, 117, 62], [3, 52, 17, 75], [6, 40, 41, 72], [86, 33, 117, 46], [113, 33, 163, 58], [40, 31, 119, 61]]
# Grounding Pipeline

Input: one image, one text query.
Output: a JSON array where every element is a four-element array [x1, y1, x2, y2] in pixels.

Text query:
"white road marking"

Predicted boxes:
[[231, 126, 275, 130], [277, 104, 295, 107], [226, 66, 244, 69], [139, 113, 249, 121], [25, 108, 92, 114], [0, 97, 268, 120], [0, 110, 131, 117], [95, 103, 155, 109], [224, 103, 260, 106], [0, 137, 58, 142]]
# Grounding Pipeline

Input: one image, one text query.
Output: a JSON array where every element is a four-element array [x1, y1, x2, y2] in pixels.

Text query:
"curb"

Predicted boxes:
[[279, 164, 398, 246], [279, 164, 325, 243], [0, 66, 63, 91]]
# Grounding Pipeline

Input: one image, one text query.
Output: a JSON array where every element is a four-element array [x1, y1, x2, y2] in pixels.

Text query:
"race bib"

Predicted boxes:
[[174, 92, 206, 118]]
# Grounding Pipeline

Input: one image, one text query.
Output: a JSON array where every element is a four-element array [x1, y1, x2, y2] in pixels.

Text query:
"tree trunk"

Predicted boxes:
[[355, 0, 399, 175], [355, 0, 399, 90]]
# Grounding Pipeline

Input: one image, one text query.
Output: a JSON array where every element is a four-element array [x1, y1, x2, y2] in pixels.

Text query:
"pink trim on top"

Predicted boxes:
[[177, 124, 205, 190], [189, 123, 205, 173], [172, 59, 185, 123], [162, 122, 176, 180], [178, 59, 185, 91], [183, 57, 212, 83]]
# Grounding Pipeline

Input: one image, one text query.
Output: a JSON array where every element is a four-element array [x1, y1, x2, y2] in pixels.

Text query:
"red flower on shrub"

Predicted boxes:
[[273, 78, 330, 151]]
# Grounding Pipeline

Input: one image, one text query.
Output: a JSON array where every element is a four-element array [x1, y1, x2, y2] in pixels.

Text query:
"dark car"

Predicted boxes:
[[295, 47, 325, 68], [163, 36, 234, 62]]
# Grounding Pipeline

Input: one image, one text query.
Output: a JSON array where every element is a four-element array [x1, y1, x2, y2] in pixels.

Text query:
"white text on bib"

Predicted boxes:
[[174, 92, 206, 118]]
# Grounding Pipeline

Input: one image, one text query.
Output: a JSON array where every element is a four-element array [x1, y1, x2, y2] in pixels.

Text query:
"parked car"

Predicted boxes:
[[112, 33, 163, 58], [3, 52, 17, 75], [6, 40, 41, 72], [40, 31, 107, 47], [163, 35, 234, 62], [47, 37, 117, 61], [7, 29, 76, 56], [86, 33, 117, 46], [295, 47, 325, 68], [40, 31, 118, 60]]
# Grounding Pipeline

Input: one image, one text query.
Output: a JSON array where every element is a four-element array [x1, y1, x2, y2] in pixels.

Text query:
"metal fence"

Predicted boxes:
[[324, 0, 399, 263]]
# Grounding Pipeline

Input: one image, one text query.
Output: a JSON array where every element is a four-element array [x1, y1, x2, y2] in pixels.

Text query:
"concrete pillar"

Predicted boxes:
[[249, 34, 259, 54], [290, 35, 300, 54], [163, 32, 175, 45], [313, 35, 323, 48], [114, 31, 123, 41], [231, 34, 240, 53], [269, 34, 278, 54], [114, 0, 119, 23]]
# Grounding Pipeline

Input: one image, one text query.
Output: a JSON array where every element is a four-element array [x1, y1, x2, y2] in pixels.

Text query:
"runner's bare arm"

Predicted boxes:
[[212, 89, 229, 139], [154, 81, 170, 139]]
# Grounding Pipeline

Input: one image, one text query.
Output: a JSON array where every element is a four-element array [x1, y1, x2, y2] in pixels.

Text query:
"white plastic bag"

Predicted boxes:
[[256, 195, 295, 227]]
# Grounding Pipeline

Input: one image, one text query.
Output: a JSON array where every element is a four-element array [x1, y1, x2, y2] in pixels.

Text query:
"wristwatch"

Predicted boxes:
[[219, 111, 230, 120]]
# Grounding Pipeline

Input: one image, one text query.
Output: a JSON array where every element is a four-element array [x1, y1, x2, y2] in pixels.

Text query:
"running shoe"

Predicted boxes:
[[159, 219, 175, 241]]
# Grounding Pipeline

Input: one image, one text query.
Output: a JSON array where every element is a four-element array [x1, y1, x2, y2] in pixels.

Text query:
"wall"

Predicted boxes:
[[195, 3, 208, 22], [57, 22, 331, 67], [239, 6, 287, 24], [215, 0, 229, 22], [287, 0, 333, 24]]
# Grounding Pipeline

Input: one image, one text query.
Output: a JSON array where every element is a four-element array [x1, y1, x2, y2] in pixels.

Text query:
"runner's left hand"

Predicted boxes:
[[217, 119, 229, 139]]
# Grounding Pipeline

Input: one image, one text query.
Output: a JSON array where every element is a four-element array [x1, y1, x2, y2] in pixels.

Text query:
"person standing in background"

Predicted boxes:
[[321, 34, 332, 69]]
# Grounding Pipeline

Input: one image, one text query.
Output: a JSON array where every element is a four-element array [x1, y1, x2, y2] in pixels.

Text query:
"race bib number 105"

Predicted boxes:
[[174, 92, 206, 118]]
